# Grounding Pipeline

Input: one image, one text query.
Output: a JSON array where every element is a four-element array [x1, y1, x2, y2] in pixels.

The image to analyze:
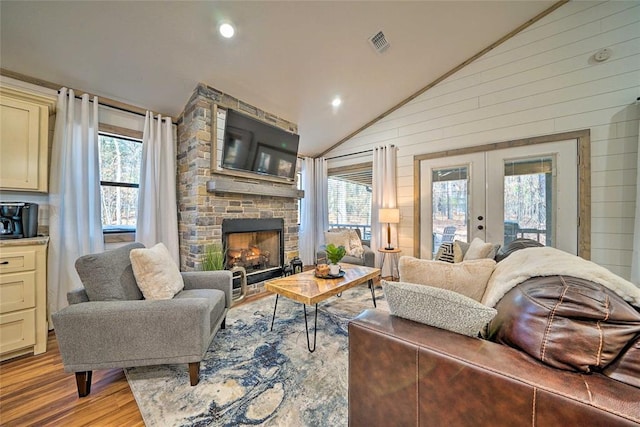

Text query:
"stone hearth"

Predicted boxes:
[[177, 84, 301, 295]]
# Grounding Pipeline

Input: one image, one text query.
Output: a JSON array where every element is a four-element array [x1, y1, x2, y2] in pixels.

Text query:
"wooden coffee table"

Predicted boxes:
[[265, 263, 380, 352]]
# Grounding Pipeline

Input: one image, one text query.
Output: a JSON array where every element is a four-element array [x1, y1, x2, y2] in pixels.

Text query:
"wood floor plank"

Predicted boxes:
[[0, 332, 144, 426]]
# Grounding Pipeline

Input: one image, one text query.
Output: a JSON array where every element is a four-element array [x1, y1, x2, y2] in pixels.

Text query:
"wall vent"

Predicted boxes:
[[368, 30, 390, 54]]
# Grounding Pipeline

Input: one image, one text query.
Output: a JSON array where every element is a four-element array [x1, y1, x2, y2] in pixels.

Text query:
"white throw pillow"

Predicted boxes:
[[463, 237, 500, 261], [130, 243, 184, 300], [398, 255, 496, 302], [382, 280, 497, 337]]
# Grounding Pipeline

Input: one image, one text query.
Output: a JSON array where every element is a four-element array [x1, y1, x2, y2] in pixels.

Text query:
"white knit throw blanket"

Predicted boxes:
[[481, 247, 640, 309]]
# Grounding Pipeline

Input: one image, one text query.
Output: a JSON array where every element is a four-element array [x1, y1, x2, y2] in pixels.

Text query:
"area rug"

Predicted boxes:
[[125, 285, 387, 426]]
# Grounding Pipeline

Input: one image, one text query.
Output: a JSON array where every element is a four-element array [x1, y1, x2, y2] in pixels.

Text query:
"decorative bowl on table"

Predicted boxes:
[[314, 264, 345, 278]]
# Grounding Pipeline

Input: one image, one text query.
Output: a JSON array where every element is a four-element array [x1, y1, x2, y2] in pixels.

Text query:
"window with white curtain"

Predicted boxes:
[[327, 163, 372, 240], [98, 133, 142, 232]]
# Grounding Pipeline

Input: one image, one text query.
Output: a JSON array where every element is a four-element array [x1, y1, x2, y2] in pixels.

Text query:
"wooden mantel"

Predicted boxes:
[[206, 176, 304, 199]]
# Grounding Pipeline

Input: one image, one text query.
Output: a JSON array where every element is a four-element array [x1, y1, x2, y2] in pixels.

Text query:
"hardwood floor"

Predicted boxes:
[[0, 292, 276, 426], [0, 332, 144, 426]]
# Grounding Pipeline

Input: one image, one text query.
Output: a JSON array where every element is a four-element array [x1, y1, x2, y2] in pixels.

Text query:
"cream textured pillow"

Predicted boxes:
[[382, 280, 497, 337], [324, 230, 350, 249], [398, 256, 496, 302], [130, 243, 184, 300], [345, 229, 365, 258], [325, 230, 364, 257], [463, 237, 499, 261]]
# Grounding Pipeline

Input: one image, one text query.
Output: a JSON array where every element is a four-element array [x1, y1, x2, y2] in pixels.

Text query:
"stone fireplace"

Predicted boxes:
[[176, 83, 302, 295]]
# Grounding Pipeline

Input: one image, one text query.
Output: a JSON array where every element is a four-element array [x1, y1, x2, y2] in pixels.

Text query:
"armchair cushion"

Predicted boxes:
[[75, 242, 144, 301], [52, 298, 212, 371], [181, 270, 233, 308], [130, 243, 184, 300], [175, 289, 226, 332]]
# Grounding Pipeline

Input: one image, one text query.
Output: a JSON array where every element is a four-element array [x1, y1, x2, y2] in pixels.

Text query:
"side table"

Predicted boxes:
[[378, 248, 402, 280]]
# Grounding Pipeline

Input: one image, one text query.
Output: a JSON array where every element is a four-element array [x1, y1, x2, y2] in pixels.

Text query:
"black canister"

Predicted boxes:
[[21, 203, 38, 238]]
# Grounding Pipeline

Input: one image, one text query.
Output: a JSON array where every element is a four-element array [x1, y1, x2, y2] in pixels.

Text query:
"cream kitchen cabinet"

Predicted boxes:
[[0, 238, 48, 361], [0, 85, 56, 192]]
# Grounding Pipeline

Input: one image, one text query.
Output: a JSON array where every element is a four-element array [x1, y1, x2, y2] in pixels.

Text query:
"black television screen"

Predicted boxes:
[[221, 109, 299, 181]]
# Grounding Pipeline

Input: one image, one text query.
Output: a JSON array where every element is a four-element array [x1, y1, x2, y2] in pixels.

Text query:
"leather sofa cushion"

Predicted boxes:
[[487, 275, 640, 373], [494, 238, 543, 262], [603, 336, 640, 388]]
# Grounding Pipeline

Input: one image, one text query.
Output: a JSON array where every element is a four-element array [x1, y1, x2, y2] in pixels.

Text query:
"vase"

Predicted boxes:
[[329, 263, 340, 275]]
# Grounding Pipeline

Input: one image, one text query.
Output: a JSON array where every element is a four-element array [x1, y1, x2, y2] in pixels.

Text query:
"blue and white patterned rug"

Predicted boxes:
[[125, 285, 387, 426]]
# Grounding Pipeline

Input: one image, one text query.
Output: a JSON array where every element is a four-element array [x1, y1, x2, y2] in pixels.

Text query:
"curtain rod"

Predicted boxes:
[[325, 144, 396, 160], [326, 149, 372, 160]]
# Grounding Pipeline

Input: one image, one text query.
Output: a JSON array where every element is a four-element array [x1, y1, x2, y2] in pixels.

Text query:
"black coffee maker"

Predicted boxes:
[[0, 202, 38, 239]]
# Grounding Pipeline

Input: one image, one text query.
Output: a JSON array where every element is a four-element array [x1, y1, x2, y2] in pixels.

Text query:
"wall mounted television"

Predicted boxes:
[[221, 109, 300, 181]]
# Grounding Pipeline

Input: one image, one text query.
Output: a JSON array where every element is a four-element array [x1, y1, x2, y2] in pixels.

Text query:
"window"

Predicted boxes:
[[98, 133, 142, 232], [327, 164, 372, 240]]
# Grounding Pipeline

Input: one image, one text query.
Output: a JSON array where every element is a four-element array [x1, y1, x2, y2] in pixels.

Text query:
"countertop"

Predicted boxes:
[[0, 236, 49, 247]]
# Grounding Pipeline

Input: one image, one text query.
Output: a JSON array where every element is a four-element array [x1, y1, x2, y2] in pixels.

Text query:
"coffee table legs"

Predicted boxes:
[[270, 281, 375, 353], [270, 294, 279, 331], [368, 279, 377, 307], [271, 294, 318, 353], [303, 304, 319, 353]]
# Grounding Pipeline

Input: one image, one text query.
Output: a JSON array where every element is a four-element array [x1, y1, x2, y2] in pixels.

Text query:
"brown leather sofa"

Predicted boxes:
[[349, 275, 640, 426]]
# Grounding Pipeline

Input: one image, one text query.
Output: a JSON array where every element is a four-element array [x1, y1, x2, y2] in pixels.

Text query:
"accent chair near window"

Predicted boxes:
[[52, 243, 232, 397]]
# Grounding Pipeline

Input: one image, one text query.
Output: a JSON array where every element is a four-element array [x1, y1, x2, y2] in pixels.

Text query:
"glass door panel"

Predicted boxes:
[[503, 156, 555, 247], [486, 140, 577, 254], [420, 153, 485, 259], [432, 166, 467, 254]]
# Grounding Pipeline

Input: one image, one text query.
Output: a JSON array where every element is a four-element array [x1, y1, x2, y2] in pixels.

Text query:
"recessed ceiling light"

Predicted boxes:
[[331, 97, 342, 107], [219, 23, 235, 38]]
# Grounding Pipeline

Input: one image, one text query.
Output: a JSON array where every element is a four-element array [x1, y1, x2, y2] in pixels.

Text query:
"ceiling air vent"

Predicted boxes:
[[368, 30, 390, 54]]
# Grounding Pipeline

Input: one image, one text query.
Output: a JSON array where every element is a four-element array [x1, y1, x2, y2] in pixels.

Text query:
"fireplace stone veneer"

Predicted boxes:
[[177, 84, 300, 295]]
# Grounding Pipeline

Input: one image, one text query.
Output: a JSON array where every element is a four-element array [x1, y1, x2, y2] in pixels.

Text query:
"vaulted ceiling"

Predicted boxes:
[[1, 1, 557, 156]]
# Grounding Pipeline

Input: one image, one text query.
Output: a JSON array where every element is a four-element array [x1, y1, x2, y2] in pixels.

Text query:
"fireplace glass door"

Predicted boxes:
[[225, 230, 281, 274]]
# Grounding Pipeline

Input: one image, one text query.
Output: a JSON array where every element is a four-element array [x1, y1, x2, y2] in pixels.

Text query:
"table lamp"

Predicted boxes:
[[379, 208, 400, 250]]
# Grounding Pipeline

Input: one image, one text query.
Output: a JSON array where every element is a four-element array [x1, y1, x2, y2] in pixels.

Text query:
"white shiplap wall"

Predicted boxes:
[[325, 1, 640, 279]]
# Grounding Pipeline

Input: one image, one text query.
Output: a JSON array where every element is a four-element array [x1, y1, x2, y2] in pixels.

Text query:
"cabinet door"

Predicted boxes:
[[0, 96, 46, 191]]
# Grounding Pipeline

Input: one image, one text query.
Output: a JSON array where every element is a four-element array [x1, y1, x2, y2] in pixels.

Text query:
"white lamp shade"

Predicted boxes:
[[379, 208, 400, 224]]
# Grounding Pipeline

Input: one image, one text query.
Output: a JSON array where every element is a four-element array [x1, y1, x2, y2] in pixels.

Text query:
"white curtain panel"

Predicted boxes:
[[631, 113, 640, 286], [136, 112, 180, 265], [371, 145, 398, 274], [48, 89, 104, 318], [299, 157, 317, 265], [314, 157, 329, 250]]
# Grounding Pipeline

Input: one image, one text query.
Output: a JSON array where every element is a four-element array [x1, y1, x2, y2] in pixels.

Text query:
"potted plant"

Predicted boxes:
[[325, 243, 346, 275], [202, 243, 225, 271]]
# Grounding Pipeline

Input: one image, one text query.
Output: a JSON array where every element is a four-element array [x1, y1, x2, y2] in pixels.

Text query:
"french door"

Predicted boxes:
[[419, 140, 578, 258]]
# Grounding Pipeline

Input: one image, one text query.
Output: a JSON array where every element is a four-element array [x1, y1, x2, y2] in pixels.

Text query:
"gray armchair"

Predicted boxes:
[[316, 229, 376, 268], [52, 243, 232, 397]]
